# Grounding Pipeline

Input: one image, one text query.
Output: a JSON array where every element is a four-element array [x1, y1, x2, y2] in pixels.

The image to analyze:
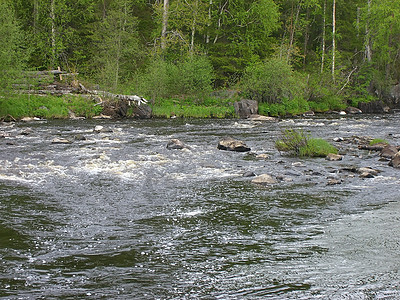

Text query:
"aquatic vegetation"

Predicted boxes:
[[369, 138, 389, 146], [276, 129, 338, 157]]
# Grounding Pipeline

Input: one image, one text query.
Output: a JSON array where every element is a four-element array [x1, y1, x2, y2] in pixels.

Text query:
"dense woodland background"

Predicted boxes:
[[1, 0, 400, 114]]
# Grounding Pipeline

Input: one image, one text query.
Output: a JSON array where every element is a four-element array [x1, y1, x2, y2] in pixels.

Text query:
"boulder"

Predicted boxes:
[[234, 99, 258, 118], [217, 137, 251, 152], [358, 101, 391, 114], [327, 179, 342, 185], [132, 103, 152, 119], [380, 144, 398, 159], [256, 153, 270, 160], [358, 167, 380, 176], [345, 106, 362, 114], [251, 174, 277, 185], [325, 153, 343, 161], [166, 139, 190, 150], [389, 152, 400, 168]]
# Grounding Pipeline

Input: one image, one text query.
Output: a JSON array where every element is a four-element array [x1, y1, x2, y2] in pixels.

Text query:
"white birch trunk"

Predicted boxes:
[[161, 0, 169, 49]]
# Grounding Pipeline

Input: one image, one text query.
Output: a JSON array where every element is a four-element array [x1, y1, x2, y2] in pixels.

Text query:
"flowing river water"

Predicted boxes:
[[1, 115, 400, 299]]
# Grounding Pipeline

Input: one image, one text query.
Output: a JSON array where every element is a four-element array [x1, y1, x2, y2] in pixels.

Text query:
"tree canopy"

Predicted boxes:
[[2, 0, 400, 105]]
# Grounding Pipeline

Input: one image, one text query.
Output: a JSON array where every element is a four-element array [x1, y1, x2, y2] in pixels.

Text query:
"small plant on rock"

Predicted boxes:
[[369, 138, 388, 146], [276, 129, 338, 157]]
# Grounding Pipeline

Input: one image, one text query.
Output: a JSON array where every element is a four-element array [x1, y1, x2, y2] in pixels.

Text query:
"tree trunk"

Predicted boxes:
[[321, 0, 326, 74], [161, 0, 169, 49], [206, 0, 212, 44], [33, 0, 39, 32], [364, 0, 372, 62], [287, 1, 301, 62], [303, 7, 310, 68], [50, 0, 56, 69], [332, 0, 336, 81]]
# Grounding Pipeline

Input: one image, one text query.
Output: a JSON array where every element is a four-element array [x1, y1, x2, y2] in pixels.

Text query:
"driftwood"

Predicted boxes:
[[78, 83, 147, 106]]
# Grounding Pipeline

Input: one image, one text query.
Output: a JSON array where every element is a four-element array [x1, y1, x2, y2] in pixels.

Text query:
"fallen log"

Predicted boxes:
[[78, 83, 148, 106]]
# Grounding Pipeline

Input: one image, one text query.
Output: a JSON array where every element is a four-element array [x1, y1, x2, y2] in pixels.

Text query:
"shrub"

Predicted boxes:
[[299, 138, 338, 157], [275, 129, 309, 154], [276, 129, 338, 157], [241, 57, 306, 103]]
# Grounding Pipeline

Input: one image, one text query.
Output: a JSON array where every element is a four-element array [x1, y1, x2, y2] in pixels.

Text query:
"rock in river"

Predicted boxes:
[[380, 145, 398, 159], [251, 174, 277, 185], [217, 137, 251, 152], [166, 139, 190, 150], [325, 153, 343, 161], [389, 152, 400, 168], [52, 138, 72, 144]]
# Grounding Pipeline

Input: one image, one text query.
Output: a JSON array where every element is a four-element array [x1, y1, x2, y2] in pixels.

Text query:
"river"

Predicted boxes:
[[1, 115, 400, 299]]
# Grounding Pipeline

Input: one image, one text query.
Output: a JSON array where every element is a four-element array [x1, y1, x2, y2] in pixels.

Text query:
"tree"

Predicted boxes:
[[91, 0, 143, 90], [0, 0, 25, 91]]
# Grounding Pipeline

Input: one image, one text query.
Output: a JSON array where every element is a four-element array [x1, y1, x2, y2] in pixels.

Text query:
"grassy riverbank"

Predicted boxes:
[[0, 94, 103, 120], [150, 98, 235, 118], [0, 93, 236, 120], [0, 91, 350, 121]]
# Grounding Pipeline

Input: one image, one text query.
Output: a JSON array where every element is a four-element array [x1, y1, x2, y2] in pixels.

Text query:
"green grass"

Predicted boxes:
[[0, 93, 103, 119], [299, 138, 338, 157], [369, 138, 389, 146], [151, 97, 235, 118], [276, 129, 338, 157]]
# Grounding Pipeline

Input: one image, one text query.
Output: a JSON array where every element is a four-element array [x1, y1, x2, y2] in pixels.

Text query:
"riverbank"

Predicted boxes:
[[0, 92, 379, 121]]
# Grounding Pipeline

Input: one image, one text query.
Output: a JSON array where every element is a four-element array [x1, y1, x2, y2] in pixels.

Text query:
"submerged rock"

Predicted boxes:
[[327, 178, 342, 185], [251, 174, 277, 185], [51, 138, 72, 144], [217, 137, 251, 152], [166, 139, 190, 150], [243, 171, 256, 177], [248, 114, 276, 121], [94, 125, 113, 133], [325, 153, 343, 161]]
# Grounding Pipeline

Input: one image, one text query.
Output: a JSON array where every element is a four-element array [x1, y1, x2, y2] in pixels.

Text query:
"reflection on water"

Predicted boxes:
[[1, 116, 400, 298]]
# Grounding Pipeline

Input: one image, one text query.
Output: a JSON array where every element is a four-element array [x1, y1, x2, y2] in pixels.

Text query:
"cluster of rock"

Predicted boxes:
[[166, 133, 400, 187]]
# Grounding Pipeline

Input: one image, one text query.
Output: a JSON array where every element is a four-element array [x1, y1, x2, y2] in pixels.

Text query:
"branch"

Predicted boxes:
[[337, 66, 358, 94]]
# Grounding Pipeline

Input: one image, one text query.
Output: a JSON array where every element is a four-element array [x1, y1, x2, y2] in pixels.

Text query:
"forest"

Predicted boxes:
[[1, 0, 400, 118]]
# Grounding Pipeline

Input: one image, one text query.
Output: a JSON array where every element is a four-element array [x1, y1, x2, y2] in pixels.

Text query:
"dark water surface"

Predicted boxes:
[[1, 116, 400, 299]]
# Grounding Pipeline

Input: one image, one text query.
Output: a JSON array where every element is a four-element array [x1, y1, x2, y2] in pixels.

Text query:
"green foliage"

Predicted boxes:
[[241, 57, 306, 103], [369, 138, 389, 146], [137, 55, 215, 102], [299, 138, 338, 157], [276, 129, 338, 157], [0, 94, 102, 119], [275, 129, 309, 154], [150, 97, 235, 118], [259, 97, 310, 116], [0, 0, 26, 91], [90, 0, 143, 91]]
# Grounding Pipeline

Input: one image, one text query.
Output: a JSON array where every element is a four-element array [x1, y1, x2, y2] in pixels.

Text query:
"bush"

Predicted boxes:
[[136, 55, 215, 103], [276, 129, 338, 157], [299, 138, 338, 157], [259, 97, 310, 116], [241, 57, 306, 103]]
